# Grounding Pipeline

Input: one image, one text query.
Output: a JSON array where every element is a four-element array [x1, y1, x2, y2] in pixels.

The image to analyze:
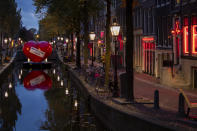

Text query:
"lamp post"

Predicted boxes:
[[89, 32, 96, 66], [4, 38, 8, 58], [110, 20, 120, 97], [66, 38, 69, 56], [9, 38, 12, 56]]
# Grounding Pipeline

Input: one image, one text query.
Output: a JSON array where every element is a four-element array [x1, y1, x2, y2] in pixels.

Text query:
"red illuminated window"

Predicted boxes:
[[183, 17, 189, 54], [192, 16, 197, 54]]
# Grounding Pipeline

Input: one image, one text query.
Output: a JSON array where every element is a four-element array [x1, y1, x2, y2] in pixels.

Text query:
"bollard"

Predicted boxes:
[[178, 93, 185, 117], [154, 90, 160, 109]]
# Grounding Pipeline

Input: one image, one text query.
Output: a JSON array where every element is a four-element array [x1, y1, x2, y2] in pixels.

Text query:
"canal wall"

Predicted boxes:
[[0, 52, 17, 85], [57, 59, 176, 131]]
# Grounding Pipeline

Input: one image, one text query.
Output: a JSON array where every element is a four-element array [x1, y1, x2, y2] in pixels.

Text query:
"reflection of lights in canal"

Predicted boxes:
[[9, 83, 12, 89], [19, 74, 21, 79], [65, 88, 69, 95], [5, 92, 8, 98], [0, 64, 108, 130], [53, 69, 56, 74], [74, 100, 78, 108], [61, 80, 63, 86], [57, 75, 60, 81]]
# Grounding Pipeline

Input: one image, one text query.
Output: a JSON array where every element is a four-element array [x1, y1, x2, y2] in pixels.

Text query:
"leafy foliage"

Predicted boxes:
[[0, 0, 22, 37]]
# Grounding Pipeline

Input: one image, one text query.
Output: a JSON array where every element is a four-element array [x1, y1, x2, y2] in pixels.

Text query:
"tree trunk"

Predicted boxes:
[[0, 32, 2, 65], [104, 0, 111, 88], [83, 0, 89, 67], [76, 27, 81, 68], [71, 33, 74, 61], [126, 0, 134, 101]]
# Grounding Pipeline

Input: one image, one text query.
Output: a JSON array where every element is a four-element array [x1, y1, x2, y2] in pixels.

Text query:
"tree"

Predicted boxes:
[[125, 0, 134, 101], [0, 0, 21, 64], [34, 0, 103, 68], [104, 0, 112, 89]]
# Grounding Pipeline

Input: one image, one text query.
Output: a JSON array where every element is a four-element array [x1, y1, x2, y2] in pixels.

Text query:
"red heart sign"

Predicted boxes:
[[23, 41, 53, 62], [23, 71, 52, 90]]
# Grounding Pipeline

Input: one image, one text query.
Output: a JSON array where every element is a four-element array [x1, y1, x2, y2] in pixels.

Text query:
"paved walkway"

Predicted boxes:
[[83, 59, 197, 114]]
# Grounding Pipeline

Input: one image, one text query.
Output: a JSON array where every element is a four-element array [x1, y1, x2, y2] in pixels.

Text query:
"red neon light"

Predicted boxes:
[[192, 25, 197, 54], [100, 31, 104, 38], [171, 20, 181, 35], [183, 26, 189, 54], [142, 37, 154, 41], [171, 30, 175, 34]]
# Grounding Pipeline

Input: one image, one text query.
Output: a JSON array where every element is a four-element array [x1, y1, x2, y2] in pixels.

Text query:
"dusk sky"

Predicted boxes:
[[16, 0, 39, 31]]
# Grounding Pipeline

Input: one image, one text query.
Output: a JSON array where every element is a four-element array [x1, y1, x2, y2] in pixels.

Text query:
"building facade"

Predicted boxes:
[[90, 0, 197, 89]]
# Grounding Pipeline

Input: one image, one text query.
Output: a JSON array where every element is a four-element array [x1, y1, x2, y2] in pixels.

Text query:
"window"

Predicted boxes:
[[183, 17, 189, 54], [192, 16, 197, 54]]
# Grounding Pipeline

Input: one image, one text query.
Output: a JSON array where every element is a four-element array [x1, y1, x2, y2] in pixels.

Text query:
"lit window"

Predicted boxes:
[[183, 17, 189, 54], [192, 16, 197, 54]]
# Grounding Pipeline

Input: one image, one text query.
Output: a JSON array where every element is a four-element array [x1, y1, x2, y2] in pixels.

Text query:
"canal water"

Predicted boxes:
[[0, 62, 108, 131]]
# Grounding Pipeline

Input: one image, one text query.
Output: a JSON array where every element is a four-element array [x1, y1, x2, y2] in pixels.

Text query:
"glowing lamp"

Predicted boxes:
[[110, 20, 120, 37], [65, 88, 69, 95], [75, 38, 77, 43], [9, 83, 12, 89], [19, 74, 21, 79], [74, 100, 78, 107], [66, 38, 69, 43], [57, 76, 60, 81], [53, 69, 56, 74], [171, 30, 175, 34], [61, 80, 63, 86], [9, 37, 12, 42], [5, 92, 8, 98], [4, 38, 8, 44], [89, 32, 96, 41]]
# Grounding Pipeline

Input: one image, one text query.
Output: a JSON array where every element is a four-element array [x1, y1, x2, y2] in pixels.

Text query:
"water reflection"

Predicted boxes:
[[23, 71, 52, 90], [0, 63, 108, 131], [0, 72, 22, 130]]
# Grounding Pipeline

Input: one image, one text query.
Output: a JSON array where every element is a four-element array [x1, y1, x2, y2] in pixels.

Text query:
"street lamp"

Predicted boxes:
[[66, 38, 69, 43], [4, 38, 8, 58], [4, 38, 8, 44], [61, 37, 64, 41], [9, 37, 12, 42], [89, 32, 96, 66], [110, 19, 120, 97]]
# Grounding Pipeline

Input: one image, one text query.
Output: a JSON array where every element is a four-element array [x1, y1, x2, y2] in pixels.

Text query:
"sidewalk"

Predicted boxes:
[[86, 59, 197, 112]]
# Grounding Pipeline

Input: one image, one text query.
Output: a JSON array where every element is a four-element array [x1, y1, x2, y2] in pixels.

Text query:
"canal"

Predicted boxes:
[[0, 61, 108, 131]]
